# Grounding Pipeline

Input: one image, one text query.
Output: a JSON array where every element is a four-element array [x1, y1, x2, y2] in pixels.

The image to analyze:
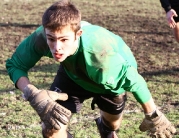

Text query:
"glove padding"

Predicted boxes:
[[139, 109, 176, 138], [23, 84, 71, 130]]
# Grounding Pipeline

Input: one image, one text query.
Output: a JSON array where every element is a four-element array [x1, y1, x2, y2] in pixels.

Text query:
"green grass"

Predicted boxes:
[[0, 0, 179, 137]]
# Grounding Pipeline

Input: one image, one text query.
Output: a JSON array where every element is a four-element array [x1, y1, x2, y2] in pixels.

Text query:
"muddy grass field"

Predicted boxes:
[[0, 0, 179, 137]]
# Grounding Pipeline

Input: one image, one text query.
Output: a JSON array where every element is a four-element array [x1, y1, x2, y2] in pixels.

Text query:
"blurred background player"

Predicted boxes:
[[160, 0, 179, 43]]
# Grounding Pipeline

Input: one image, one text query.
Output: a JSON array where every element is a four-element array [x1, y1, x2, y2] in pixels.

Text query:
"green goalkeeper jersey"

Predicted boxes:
[[6, 21, 151, 103]]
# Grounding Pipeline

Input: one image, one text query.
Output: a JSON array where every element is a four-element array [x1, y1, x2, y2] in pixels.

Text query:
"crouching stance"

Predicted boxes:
[[6, 0, 176, 137]]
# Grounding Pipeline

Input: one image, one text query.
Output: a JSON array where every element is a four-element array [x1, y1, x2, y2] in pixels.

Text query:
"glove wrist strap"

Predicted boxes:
[[145, 109, 161, 120], [23, 84, 37, 101]]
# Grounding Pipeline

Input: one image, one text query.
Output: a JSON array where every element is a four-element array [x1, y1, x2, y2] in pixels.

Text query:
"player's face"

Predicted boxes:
[[45, 25, 82, 62]]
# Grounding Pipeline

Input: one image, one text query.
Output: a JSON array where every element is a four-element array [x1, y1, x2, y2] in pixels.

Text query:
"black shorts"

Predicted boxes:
[[172, 6, 179, 22], [50, 65, 127, 115]]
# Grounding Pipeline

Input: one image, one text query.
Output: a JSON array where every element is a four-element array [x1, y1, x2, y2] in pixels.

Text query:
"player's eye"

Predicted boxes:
[[61, 39, 68, 42], [47, 37, 55, 42]]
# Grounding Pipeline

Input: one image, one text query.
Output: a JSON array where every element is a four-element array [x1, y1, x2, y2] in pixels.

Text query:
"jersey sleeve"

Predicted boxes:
[[5, 26, 52, 85], [160, 0, 171, 13], [107, 54, 152, 104], [122, 66, 152, 103]]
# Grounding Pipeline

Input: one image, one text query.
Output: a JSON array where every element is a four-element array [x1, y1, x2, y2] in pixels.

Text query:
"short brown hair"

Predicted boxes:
[[42, 0, 81, 32]]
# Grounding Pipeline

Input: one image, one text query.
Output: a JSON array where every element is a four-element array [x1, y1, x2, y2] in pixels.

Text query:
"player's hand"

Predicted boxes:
[[166, 9, 178, 28], [23, 84, 71, 130], [139, 109, 176, 138]]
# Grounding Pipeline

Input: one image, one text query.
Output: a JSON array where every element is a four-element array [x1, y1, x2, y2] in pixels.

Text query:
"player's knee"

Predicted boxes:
[[106, 123, 120, 131], [102, 116, 122, 130]]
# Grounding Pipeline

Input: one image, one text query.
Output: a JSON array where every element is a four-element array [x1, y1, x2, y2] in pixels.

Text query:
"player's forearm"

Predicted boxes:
[[16, 77, 31, 92], [140, 97, 156, 114]]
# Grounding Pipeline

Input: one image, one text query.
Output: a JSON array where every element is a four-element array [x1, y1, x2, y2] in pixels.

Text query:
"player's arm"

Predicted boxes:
[[16, 77, 30, 91], [6, 26, 50, 86], [122, 66, 176, 137], [160, 0, 171, 13], [5, 26, 71, 131], [159, 0, 178, 28]]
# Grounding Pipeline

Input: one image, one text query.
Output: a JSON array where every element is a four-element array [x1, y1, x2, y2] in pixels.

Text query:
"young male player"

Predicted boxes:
[[6, 0, 176, 137]]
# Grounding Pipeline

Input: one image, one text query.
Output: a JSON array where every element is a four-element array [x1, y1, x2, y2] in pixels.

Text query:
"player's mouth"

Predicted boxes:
[[54, 53, 63, 59]]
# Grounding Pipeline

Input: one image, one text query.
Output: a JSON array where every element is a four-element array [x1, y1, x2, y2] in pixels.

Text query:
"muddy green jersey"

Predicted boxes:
[[6, 21, 151, 103]]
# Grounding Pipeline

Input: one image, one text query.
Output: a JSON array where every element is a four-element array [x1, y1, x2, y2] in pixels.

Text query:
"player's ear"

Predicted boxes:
[[76, 29, 83, 39]]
